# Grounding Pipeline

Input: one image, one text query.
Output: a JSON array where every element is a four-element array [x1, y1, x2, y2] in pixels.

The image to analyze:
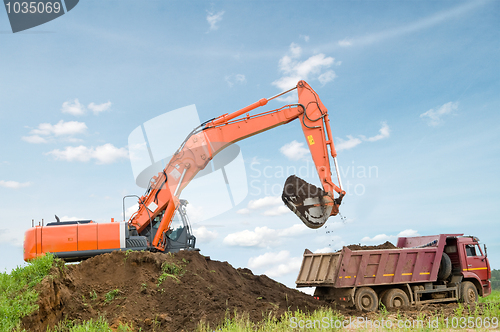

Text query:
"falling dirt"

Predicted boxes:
[[22, 251, 326, 332]]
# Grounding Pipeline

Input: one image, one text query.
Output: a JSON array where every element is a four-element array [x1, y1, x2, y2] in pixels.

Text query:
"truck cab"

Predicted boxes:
[[446, 236, 491, 297]]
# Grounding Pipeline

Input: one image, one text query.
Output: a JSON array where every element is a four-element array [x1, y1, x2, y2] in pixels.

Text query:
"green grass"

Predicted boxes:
[[104, 289, 121, 303], [480, 289, 500, 303], [157, 262, 184, 286], [161, 262, 183, 275], [0, 254, 54, 331], [50, 316, 133, 332]]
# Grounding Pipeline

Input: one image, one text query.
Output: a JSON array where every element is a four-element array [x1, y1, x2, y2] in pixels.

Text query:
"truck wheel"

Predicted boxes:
[[382, 288, 409, 309], [354, 287, 378, 312], [460, 281, 478, 304], [437, 253, 452, 280]]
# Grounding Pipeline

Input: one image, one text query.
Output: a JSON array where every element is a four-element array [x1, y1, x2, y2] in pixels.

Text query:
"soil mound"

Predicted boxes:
[[22, 251, 326, 331], [345, 241, 397, 251]]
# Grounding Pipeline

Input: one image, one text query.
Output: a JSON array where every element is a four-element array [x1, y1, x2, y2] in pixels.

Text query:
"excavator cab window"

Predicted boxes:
[[167, 211, 184, 241], [152, 210, 165, 230]]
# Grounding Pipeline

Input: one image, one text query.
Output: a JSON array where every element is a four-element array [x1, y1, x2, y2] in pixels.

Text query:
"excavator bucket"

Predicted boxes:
[[282, 175, 339, 229]]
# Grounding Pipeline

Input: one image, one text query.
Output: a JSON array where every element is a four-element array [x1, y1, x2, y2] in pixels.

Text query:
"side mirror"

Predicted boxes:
[[484, 244, 488, 258]]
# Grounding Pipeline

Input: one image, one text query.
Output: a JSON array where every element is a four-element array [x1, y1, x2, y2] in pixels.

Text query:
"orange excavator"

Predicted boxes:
[[24, 81, 346, 262]]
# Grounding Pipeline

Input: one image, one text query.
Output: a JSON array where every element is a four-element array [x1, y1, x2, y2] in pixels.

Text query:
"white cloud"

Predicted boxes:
[[92, 144, 129, 164], [223, 223, 307, 248], [262, 205, 290, 216], [338, 39, 352, 47], [123, 203, 139, 221], [272, 43, 337, 92], [239, 196, 292, 217], [420, 102, 458, 126], [335, 122, 390, 151], [280, 140, 310, 161], [0, 180, 32, 189], [360, 233, 392, 243], [225, 74, 246, 87], [193, 226, 218, 243], [61, 99, 113, 116], [339, 1, 486, 48], [336, 135, 362, 151], [265, 257, 302, 277], [31, 120, 87, 137], [62, 99, 86, 116], [397, 229, 419, 237], [362, 122, 390, 142], [0, 229, 23, 247], [361, 229, 419, 243], [248, 250, 302, 277], [223, 226, 276, 247], [23, 120, 88, 144], [314, 247, 333, 253], [277, 223, 307, 236], [207, 10, 224, 31], [289, 42, 302, 58], [248, 250, 290, 269], [247, 196, 282, 210], [185, 204, 204, 223], [46, 143, 128, 164], [236, 208, 250, 215], [318, 70, 337, 86], [22, 135, 47, 144], [88, 101, 112, 114]]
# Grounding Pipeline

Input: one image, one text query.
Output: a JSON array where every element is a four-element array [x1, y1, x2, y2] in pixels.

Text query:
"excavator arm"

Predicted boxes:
[[130, 80, 346, 251]]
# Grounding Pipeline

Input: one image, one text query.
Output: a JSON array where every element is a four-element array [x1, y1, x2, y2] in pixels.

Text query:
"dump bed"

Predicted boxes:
[[296, 234, 460, 288]]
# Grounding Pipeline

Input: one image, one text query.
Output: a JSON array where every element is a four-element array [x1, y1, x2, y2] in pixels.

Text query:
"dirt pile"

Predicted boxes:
[[345, 241, 397, 251], [22, 250, 327, 331]]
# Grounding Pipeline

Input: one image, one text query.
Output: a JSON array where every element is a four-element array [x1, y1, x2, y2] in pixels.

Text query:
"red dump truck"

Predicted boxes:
[[296, 234, 491, 311]]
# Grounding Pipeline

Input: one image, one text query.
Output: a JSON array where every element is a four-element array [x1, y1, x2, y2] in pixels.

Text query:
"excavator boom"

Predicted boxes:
[[130, 80, 345, 250]]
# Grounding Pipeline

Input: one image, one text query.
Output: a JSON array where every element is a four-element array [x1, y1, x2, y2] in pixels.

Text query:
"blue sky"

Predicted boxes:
[[0, 1, 499, 291]]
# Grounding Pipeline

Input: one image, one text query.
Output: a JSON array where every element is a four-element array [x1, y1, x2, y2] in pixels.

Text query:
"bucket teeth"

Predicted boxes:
[[281, 175, 334, 229]]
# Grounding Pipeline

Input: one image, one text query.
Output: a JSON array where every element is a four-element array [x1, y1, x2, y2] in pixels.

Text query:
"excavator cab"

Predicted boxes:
[[138, 199, 197, 252]]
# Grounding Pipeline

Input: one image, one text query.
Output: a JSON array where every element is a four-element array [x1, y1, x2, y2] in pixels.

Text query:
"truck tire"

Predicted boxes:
[[354, 287, 378, 312], [437, 253, 452, 280], [382, 288, 409, 309], [460, 281, 478, 304]]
